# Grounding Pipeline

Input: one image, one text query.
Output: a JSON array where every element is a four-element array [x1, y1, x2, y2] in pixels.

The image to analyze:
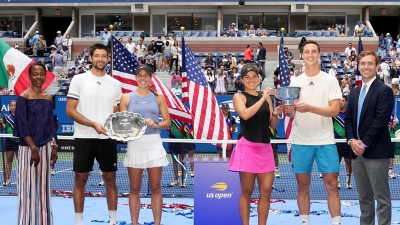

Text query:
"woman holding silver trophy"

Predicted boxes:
[[228, 63, 282, 225], [119, 64, 171, 225]]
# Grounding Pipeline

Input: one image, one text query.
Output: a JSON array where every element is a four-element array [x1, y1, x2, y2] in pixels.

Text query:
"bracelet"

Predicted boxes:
[[272, 114, 278, 117], [30, 145, 36, 150], [51, 140, 57, 147]]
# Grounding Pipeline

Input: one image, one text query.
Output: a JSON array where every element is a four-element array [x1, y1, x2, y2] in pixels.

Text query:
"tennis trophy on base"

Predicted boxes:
[[275, 86, 300, 105]]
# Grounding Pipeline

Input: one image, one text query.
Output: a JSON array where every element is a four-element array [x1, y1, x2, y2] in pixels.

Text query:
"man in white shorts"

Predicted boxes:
[[284, 40, 342, 225], [66, 43, 122, 225]]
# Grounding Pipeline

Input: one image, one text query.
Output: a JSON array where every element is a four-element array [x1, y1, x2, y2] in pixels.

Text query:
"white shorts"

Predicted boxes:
[[391, 78, 399, 84]]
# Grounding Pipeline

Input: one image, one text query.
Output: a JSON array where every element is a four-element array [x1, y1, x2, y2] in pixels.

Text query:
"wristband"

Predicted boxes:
[[154, 122, 159, 128]]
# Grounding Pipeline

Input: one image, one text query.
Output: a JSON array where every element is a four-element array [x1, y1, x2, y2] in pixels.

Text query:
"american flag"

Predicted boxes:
[[181, 36, 229, 140], [355, 38, 364, 87], [278, 37, 291, 86], [111, 35, 192, 123], [278, 36, 294, 162]]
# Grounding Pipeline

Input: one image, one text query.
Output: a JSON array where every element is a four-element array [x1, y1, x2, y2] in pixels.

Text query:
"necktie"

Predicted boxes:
[[357, 84, 367, 139]]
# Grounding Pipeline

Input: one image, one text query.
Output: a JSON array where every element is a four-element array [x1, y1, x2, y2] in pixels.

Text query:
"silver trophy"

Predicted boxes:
[[104, 111, 147, 142], [275, 86, 300, 106]]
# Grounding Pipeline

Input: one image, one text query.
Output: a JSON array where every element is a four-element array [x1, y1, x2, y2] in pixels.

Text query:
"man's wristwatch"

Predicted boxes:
[[154, 122, 159, 128], [348, 138, 354, 146]]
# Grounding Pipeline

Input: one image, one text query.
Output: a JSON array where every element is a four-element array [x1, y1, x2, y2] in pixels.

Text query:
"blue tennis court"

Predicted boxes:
[[2, 153, 400, 224]]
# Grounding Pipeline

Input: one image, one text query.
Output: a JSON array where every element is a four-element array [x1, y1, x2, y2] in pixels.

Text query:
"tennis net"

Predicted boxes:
[[1, 135, 400, 200]]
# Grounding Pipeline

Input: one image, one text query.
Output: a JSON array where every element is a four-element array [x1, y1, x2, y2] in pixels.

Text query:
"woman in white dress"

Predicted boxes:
[[62, 33, 72, 61], [390, 62, 399, 95], [214, 68, 227, 95], [340, 75, 351, 96], [120, 64, 171, 225]]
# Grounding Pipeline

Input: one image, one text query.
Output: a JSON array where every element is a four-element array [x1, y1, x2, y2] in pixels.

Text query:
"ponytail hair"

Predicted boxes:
[[149, 86, 159, 96]]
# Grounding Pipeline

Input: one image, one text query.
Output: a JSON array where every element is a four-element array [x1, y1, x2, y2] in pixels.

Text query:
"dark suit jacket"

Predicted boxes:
[[344, 78, 394, 159]]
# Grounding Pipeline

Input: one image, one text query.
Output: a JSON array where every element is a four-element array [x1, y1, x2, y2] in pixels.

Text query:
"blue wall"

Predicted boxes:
[[4, 95, 400, 138], [2, 95, 400, 152]]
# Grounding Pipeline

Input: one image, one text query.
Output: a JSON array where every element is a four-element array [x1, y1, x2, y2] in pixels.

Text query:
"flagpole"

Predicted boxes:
[[109, 24, 114, 77]]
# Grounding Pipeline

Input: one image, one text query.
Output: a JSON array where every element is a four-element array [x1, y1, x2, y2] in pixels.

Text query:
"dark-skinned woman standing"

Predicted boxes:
[[14, 61, 58, 225]]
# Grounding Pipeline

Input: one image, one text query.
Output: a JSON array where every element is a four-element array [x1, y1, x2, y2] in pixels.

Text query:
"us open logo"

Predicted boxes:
[[205, 182, 233, 199]]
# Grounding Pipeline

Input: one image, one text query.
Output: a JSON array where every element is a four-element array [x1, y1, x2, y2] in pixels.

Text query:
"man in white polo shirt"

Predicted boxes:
[[66, 43, 122, 225], [285, 40, 342, 225]]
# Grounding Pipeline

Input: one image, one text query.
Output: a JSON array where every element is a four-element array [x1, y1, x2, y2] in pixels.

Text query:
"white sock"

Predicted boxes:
[[300, 215, 310, 224], [109, 210, 117, 224], [332, 216, 341, 225], [75, 213, 83, 225]]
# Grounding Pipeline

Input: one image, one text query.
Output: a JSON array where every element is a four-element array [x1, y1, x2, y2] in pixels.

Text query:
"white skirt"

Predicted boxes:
[[124, 134, 169, 168], [392, 78, 399, 84]]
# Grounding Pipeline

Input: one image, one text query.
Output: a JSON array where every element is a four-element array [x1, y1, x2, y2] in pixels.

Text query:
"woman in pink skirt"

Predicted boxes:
[[229, 64, 282, 225]]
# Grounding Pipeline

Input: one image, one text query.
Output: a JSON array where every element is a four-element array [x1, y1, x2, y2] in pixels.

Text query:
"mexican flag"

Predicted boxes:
[[0, 39, 55, 95]]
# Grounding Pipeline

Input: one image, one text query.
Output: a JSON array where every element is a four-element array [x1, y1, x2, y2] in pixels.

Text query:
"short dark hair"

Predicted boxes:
[[90, 43, 109, 57], [28, 61, 46, 76], [301, 40, 320, 53], [247, 45, 250, 48]]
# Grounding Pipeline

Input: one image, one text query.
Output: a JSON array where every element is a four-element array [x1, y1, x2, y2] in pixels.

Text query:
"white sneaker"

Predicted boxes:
[[274, 170, 281, 178], [170, 179, 179, 186], [178, 171, 182, 177], [319, 173, 323, 178], [99, 179, 105, 186], [180, 180, 186, 188], [337, 181, 341, 189], [389, 170, 396, 179], [346, 182, 352, 189], [51, 169, 55, 176], [3, 179, 10, 186]]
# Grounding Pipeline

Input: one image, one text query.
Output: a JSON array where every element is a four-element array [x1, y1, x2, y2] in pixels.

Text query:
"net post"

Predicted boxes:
[[222, 142, 227, 158], [1, 131, 5, 184]]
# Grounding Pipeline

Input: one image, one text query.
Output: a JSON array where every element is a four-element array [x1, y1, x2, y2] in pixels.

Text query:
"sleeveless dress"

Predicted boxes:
[[214, 75, 226, 94], [228, 92, 275, 173], [342, 83, 350, 95], [123, 91, 169, 168]]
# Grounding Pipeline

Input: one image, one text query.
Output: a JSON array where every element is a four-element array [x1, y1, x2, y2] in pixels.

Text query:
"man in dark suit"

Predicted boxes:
[[345, 51, 394, 225]]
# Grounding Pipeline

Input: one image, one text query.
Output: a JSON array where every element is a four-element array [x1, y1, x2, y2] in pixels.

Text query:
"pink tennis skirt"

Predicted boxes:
[[228, 137, 275, 174]]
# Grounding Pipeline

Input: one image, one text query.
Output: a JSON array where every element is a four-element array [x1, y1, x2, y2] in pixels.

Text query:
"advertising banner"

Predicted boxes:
[[194, 160, 241, 225]]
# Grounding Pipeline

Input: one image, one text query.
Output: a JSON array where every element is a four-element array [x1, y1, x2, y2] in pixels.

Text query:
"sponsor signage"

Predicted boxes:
[[194, 160, 241, 225]]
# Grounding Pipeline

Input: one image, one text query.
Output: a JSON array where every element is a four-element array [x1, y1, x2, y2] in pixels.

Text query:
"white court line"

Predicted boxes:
[[0, 168, 73, 188]]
